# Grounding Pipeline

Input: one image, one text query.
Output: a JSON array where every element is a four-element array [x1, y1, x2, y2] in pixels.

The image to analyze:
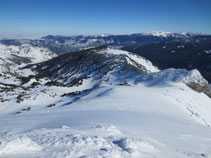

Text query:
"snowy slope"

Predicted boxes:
[[0, 47, 211, 158]]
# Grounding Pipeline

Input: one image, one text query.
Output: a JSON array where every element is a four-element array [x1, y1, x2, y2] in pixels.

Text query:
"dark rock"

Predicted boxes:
[[47, 104, 56, 107], [45, 81, 64, 87], [15, 111, 22, 115], [22, 107, 31, 111]]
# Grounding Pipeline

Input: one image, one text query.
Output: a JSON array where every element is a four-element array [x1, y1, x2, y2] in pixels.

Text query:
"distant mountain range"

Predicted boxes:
[[0, 31, 208, 54]]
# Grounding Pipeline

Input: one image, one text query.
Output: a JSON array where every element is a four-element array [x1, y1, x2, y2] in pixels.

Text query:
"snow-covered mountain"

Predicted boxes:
[[28, 47, 158, 87], [0, 43, 57, 84], [0, 47, 211, 158]]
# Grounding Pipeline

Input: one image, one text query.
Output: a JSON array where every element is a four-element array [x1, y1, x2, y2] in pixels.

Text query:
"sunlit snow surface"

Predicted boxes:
[[0, 48, 211, 158]]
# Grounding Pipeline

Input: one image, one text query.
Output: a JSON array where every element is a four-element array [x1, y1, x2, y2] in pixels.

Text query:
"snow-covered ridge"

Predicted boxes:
[[138, 68, 208, 86], [30, 47, 209, 94], [100, 48, 159, 73]]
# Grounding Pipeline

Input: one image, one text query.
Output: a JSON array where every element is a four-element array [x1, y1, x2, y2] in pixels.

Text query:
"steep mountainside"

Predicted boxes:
[[0, 47, 211, 158]]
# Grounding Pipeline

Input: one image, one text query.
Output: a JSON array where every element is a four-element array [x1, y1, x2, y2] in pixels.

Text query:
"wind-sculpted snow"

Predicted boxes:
[[0, 47, 211, 158], [0, 125, 163, 158]]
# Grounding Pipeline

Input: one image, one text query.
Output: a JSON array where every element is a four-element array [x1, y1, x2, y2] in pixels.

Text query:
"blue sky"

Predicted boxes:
[[0, 0, 211, 36]]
